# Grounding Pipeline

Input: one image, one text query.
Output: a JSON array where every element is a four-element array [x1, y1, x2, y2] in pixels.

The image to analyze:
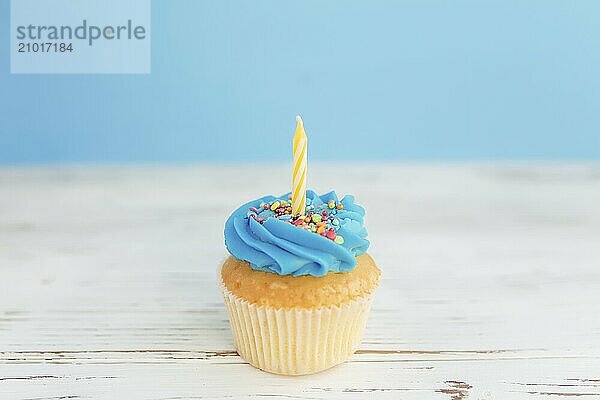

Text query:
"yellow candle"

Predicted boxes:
[[292, 115, 307, 216]]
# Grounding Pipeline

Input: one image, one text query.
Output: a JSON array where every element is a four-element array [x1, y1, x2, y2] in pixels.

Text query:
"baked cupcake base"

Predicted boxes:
[[220, 254, 380, 375], [222, 281, 373, 375]]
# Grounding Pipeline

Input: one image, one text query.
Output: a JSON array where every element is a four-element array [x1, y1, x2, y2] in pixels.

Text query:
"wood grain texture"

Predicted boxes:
[[1, 164, 599, 399]]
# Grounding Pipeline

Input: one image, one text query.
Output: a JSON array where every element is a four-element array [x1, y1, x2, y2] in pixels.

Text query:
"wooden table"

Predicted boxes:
[[1, 164, 599, 399]]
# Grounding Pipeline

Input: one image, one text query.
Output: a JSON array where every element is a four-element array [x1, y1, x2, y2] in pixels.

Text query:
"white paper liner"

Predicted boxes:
[[221, 281, 374, 375]]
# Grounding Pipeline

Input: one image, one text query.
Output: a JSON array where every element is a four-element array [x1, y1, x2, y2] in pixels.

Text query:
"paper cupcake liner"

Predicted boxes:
[[221, 281, 374, 375]]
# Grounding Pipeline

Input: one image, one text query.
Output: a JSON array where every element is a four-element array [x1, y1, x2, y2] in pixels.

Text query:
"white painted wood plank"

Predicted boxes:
[[1, 164, 599, 399]]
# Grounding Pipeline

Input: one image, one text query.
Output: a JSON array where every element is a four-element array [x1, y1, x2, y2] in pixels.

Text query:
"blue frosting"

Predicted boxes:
[[224, 190, 369, 277]]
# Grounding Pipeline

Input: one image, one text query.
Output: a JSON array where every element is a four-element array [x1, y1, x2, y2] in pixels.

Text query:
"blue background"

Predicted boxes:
[[1, 0, 599, 164]]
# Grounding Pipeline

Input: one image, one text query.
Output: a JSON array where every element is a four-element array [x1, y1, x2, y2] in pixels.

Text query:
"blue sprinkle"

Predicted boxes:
[[258, 210, 271, 218]]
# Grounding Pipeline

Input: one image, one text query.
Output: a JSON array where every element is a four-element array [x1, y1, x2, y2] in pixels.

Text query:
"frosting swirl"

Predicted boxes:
[[224, 190, 369, 277]]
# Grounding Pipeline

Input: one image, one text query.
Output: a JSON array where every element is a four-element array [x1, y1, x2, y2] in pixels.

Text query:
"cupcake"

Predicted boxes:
[[221, 190, 380, 375]]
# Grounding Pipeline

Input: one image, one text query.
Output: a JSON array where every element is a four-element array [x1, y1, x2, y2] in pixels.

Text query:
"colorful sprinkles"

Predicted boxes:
[[250, 195, 345, 244]]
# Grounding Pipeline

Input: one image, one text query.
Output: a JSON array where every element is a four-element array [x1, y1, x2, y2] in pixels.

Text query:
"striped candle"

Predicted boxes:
[[292, 115, 307, 216]]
